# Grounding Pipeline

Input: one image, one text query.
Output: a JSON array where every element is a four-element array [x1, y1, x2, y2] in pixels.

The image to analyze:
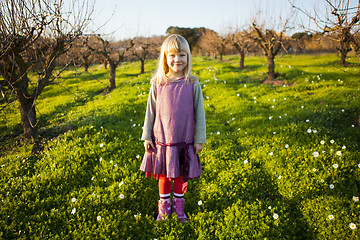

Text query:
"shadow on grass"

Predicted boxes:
[[187, 150, 314, 238], [192, 84, 360, 234]]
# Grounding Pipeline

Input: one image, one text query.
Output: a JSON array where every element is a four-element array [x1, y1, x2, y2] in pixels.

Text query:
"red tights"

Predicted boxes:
[[159, 175, 185, 197]]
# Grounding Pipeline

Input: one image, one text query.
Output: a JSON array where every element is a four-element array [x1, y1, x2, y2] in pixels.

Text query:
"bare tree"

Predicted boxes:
[[132, 37, 161, 74], [0, 0, 93, 139], [132, 39, 150, 74], [292, 0, 360, 66], [77, 37, 96, 72], [291, 32, 311, 54], [64, 37, 95, 72], [134, 42, 150, 74], [229, 29, 252, 69], [88, 37, 134, 90], [217, 36, 228, 61], [251, 21, 289, 81], [198, 29, 228, 60]]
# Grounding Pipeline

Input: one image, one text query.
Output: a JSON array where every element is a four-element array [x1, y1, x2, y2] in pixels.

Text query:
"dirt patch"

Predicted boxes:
[[261, 78, 297, 87]]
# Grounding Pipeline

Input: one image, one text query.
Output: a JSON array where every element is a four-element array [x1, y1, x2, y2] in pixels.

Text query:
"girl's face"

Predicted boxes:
[[166, 51, 187, 76]]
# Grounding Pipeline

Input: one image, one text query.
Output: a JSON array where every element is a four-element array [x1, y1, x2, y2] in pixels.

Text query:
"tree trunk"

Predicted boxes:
[[83, 61, 90, 72], [239, 52, 245, 70], [349, 39, 360, 65], [339, 49, 348, 66], [338, 39, 352, 66], [267, 56, 276, 80], [140, 59, 145, 74], [109, 62, 116, 90], [18, 95, 37, 139]]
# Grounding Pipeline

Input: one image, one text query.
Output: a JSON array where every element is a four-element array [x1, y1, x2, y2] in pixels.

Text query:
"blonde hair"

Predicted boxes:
[[151, 34, 197, 85]]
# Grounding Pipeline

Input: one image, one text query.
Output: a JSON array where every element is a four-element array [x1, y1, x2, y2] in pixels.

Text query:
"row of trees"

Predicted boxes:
[[68, 24, 357, 86], [62, 25, 357, 85], [1, 0, 359, 140]]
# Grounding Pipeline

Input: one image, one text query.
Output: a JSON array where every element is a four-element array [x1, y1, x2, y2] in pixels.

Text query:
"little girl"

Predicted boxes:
[[140, 34, 206, 222]]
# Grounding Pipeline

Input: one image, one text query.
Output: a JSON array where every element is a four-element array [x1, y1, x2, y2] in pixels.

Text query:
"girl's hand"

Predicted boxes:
[[194, 143, 203, 155], [144, 140, 155, 153]]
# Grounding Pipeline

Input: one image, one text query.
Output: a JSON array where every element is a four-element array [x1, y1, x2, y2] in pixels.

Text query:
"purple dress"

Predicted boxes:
[[140, 79, 202, 182]]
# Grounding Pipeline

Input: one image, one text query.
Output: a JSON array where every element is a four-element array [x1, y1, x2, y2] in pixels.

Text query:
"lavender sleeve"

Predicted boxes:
[[193, 80, 207, 143], [141, 83, 156, 141]]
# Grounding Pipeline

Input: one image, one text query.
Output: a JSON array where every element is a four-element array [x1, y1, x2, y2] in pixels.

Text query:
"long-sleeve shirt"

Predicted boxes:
[[141, 80, 206, 143]]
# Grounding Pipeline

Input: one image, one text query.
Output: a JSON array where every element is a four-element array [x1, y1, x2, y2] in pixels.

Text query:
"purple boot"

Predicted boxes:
[[156, 199, 171, 221], [172, 198, 189, 222]]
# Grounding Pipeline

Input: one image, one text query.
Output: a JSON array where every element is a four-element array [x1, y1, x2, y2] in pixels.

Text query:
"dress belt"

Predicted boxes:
[[155, 140, 193, 182]]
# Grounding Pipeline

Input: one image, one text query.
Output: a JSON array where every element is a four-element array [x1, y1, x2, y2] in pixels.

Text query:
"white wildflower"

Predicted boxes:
[[350, 223, 357, 230]]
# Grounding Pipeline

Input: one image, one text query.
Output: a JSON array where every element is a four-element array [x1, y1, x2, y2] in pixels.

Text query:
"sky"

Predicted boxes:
[[86, 0, 330, 40]]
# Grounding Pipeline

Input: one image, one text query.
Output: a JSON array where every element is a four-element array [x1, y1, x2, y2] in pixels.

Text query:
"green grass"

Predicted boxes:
[[0, 54, 360, 239]]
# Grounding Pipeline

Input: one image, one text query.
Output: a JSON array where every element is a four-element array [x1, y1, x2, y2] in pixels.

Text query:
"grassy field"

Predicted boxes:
[[0, 54, 360, 239]]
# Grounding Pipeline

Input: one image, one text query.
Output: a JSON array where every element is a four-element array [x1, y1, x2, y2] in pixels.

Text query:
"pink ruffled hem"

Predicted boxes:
[[139, 145, 202, 180]]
